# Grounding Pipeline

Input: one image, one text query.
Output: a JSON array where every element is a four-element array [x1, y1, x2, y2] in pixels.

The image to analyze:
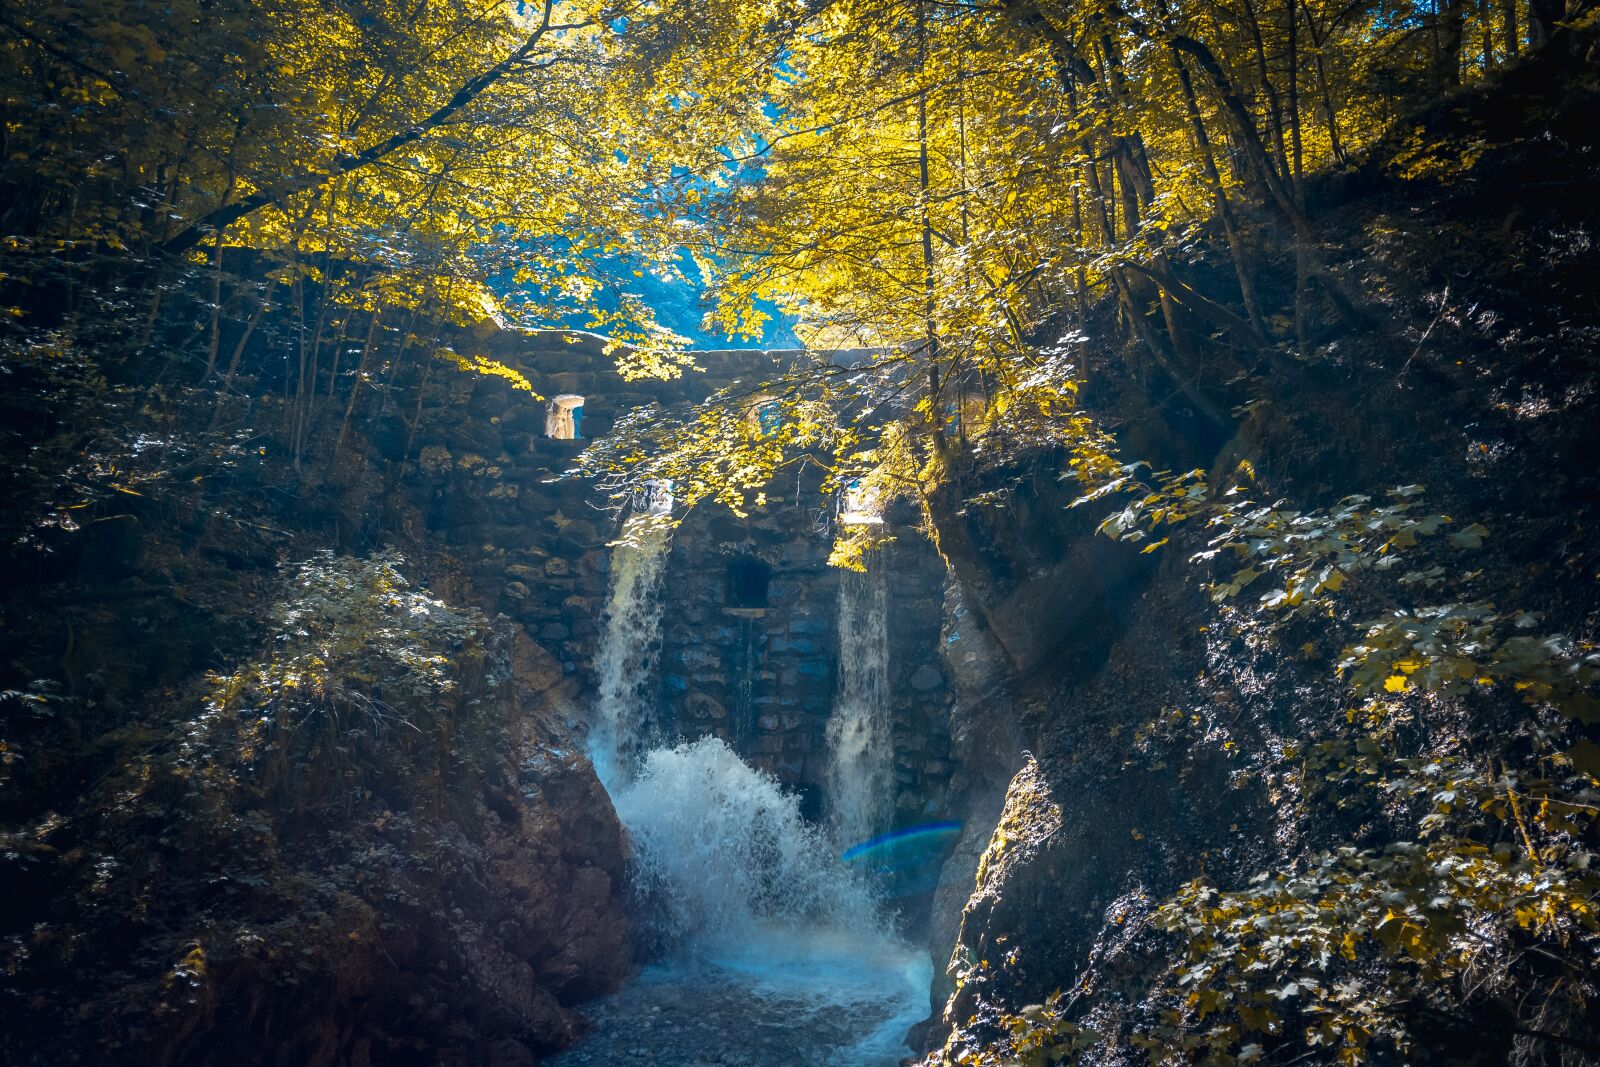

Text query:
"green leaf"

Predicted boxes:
[[1557, 693, 1600, 724], [1567, 739, 1600, 778]]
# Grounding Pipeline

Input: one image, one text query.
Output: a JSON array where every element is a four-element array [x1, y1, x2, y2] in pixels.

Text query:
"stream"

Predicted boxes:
[[547, 929, 931, 1067]]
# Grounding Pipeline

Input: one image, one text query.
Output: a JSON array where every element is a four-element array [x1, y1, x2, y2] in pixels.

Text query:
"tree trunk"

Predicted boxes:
[[1016, 0, 1231, 428], [1240, 0, 1292, 182], [1479, 0, 1496, 67], [1528, 0, 1563, 43], [1172, 50, 1269, 337], [1297, 0, 1348, 163], [915, 0, 948, 457], [1146, 27, 1364, 328], [1438, 0, 1467, 87], [1286, 0, 1312, 355]]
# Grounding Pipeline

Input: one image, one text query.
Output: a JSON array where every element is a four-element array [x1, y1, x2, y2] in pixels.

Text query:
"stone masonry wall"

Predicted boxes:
[[402, 327, 955, 823]]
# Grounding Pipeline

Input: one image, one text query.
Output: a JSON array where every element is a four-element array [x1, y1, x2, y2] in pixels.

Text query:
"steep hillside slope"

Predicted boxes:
[[920, 28, 1600, 1067], [0, 352, 635, 1065]]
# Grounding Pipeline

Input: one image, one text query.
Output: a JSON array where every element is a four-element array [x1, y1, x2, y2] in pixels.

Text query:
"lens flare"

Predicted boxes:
[[840, 821, 962, 863]]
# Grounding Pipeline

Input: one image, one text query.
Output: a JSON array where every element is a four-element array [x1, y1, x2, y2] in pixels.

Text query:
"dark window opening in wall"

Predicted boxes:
[[545, 394, 585, 439], [724, 556, 771, 615]]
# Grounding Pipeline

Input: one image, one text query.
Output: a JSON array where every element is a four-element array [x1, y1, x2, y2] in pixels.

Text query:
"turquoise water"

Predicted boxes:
[[549, 927, 932, 1067]]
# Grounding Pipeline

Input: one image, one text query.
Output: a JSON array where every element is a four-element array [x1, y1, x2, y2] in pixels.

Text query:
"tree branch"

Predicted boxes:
[[160, 0, 559, 256]]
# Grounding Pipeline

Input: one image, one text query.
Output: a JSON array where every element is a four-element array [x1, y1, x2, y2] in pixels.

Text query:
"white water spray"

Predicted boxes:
[[826, 560, 893, 848], [591, 514, 671, 786], [577, 737, 930, 1067], [615, 737, 880, 948]]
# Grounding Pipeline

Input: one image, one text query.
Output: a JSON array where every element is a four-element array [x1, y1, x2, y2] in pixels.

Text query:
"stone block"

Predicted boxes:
[[685, 692, 727, 720], [675, 646, 720, 670], [555, 517, 601, 551], [517, 603, 560, 624]]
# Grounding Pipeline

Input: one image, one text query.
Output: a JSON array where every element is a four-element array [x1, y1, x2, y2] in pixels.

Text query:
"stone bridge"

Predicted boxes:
[[405, 327, 955, 823]]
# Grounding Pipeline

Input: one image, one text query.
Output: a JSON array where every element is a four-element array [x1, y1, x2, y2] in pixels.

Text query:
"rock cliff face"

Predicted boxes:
[[0, 338, 653, 1065], [909, 47, 1600, 1061], [2, 569, 632, 1065], [914, 448, 1275, 1046], [924, 550, 1328, 1055]]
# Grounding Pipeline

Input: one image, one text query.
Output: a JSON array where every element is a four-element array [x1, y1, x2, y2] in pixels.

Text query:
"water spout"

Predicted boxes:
[[825, 559, 893, 849], [591, 514, 672, 786]]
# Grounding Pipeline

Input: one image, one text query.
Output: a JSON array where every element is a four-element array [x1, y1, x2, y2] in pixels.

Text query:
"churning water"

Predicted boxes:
[[554, 739, 931, 1067], [556, 524, 930, 1067], [618, 738, 880, 947]]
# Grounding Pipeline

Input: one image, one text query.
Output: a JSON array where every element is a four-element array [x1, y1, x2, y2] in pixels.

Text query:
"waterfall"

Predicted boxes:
[[590, 513, 881, 951], [591, 514, 671, 786], [825, 560, 893, 848], [568, 523, 929, 1067]]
